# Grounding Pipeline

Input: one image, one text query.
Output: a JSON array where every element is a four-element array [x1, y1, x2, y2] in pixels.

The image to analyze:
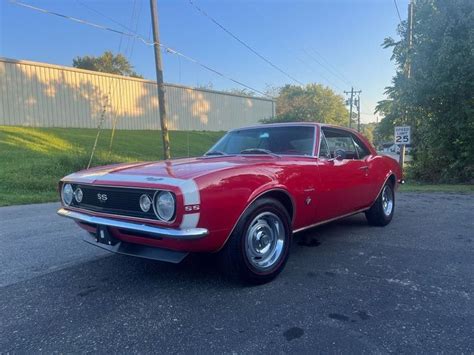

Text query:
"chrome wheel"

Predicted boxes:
[[244, 212, 286, 271], [382, 185, 394, 216]]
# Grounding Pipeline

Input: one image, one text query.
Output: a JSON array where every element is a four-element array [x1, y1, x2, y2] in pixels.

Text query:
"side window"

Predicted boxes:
[[351, 134, 371, 159], [322, 128, 358, 159], [318, 132, 331, 158]]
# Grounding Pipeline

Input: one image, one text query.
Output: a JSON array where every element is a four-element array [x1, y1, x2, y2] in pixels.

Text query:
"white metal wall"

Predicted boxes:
[[0, 57, 275, 131]]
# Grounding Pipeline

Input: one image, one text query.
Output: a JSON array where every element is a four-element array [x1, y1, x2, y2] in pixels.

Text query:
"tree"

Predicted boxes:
[[196, 82, 214, 90], [360, 123, 376, 146], [263, 84, 348, 126], [224, 88, 256, 97], [73, 51, 143, 78], [376, 0, 474, 182]]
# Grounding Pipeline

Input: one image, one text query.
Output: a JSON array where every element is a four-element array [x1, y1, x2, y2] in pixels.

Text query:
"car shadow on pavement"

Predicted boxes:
[[5, 212, 372, 296], [292, 213, 369, 250], [113, 213, 371, 284], [73, 212, 371, 290]]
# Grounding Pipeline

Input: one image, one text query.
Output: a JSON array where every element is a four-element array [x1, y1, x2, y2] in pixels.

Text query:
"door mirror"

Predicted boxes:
[[334, 149, 346, 161]]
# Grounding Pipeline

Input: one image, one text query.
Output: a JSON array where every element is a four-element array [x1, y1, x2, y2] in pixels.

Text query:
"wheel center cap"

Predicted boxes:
[[255, 229, 271, 251]]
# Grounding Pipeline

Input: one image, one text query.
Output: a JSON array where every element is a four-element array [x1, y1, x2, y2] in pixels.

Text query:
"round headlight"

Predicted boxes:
[[154, 191, 175, 221], [139, 194, 152, 212], [62, 184, 74, 206], [74, 188, 83, 203]]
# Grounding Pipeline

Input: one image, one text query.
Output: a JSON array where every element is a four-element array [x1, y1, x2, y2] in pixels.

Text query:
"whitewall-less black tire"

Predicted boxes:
[[218, 198, 292, 284], [365, 181, 395, 226]]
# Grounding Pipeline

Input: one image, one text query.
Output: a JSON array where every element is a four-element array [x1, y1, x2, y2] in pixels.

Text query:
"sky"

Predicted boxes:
[[0, 0, 408, 123]]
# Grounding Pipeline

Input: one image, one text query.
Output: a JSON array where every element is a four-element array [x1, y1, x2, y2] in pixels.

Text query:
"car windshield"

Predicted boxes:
[[206, 126, 315, 156]]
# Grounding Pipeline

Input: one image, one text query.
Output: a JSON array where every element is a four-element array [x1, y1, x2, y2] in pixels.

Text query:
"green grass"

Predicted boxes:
[[2, 126, 472, 206], [399, 182, 474, 193], [0, 126, 224, 206]]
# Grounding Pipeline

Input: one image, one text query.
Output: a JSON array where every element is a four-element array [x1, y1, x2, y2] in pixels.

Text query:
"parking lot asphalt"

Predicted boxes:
[[1, 193, 473, 353]]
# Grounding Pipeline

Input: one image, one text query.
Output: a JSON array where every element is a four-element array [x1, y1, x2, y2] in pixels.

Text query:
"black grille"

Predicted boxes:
[[70, 184, 158, 220]]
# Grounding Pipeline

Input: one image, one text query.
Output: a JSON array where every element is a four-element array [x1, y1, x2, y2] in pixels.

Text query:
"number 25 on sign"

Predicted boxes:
[[395, 126, 411, 145]]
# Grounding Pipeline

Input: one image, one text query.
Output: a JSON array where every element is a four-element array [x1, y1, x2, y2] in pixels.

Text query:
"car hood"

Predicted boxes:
[[63, 156, 279, 184]]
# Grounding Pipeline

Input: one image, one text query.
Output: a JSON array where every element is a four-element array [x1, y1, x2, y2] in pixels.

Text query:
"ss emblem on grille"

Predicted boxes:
[[97, 193, 108, 203]]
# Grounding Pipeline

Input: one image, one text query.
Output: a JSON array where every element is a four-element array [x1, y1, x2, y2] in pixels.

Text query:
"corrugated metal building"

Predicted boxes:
[[0, 57, 275, 131]]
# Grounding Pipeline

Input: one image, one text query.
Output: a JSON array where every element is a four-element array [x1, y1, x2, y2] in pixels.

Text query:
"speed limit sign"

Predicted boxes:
[[395, 126, 411, 145]]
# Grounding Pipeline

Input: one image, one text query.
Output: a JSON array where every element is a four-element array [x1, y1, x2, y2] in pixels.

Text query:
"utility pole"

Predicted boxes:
[[344, 87, 362, 129], [344, 87, 354, 128], [356, 94, 361, 132], [400, 0, 414, 168], [406, 0, 414, 80], [150, 0, 171, 160]]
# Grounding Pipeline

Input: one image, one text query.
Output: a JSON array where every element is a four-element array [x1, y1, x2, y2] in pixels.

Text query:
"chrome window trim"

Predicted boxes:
[[320, 127, 360, 160], [205, 125, 318, 158], [350, 133, 371, 160], [311, 126, 318, 157], [317, 129, 331, 159]]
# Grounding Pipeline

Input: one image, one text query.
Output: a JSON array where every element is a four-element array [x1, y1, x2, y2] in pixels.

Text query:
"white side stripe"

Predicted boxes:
[[178, 180, 200, 205], [180, 213, 200, 229]]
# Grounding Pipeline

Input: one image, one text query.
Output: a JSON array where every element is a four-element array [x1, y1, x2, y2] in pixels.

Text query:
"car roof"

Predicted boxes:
[[229, 122, 318, 131], [223, 122, 376, 156], [230, 122, 360, 135]]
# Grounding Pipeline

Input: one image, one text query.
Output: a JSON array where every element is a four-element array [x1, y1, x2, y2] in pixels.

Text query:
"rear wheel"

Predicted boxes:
[[218, 198, 291, 284], [365, 181, 395, 226]]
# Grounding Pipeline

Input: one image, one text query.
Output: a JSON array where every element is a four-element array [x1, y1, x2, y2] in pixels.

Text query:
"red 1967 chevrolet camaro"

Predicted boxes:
[[58, 123, 402, 283]]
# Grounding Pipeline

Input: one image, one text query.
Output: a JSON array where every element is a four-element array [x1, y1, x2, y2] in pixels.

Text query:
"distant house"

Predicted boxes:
[[381, 142, 412, 154], [381, 142, 396, 153]]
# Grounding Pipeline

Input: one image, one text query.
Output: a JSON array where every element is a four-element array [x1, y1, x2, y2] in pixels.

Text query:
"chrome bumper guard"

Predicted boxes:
[[57, 208, 209, 240]]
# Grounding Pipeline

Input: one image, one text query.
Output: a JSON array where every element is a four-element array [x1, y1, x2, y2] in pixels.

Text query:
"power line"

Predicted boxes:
[[78, 0, 144, 64], [122, 0, 139, 57], [82, 0, 134, 167], [76, 0, 135, 33], [393, 0, 403, 24], [305, 47, 353, 87], [123, 0, 142, 60], [187, 0, 304, 86], [108, 0, 142, 155], [303, 48, 353, 88], [86, 26, 125, 165], [9, 0, 271, 98], [295, 56, 343, 92]]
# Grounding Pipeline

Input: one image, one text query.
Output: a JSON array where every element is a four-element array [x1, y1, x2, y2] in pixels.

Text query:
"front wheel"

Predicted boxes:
[[365, 181, 395, 226], [218, 198, 292, 284]]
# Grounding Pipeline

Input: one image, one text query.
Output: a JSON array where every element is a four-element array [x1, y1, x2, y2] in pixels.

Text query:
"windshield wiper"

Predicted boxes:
[[204, 150, 227, 156], [240, 148, 280, 157]]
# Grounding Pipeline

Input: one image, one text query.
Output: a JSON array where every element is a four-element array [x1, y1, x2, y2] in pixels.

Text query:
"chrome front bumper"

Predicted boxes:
[[57, 208, 209, 240]]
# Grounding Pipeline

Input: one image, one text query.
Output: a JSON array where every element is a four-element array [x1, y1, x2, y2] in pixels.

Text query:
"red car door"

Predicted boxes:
[[350, 132, 377, 208], [313, 128, 372, 221]]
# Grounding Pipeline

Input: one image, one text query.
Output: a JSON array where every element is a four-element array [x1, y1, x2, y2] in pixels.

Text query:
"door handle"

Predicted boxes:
[[359, 166, 369, 175]]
